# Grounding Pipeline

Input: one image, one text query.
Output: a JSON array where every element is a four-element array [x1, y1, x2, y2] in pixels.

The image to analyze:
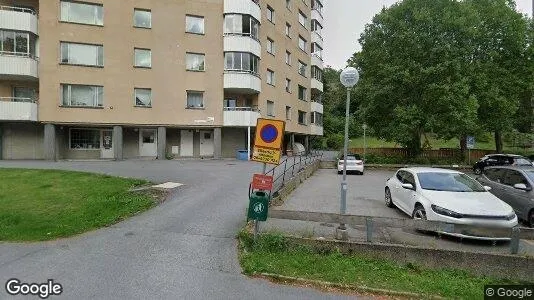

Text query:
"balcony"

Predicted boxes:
[[0, 98, 38, 121], [224, 0, 261, 23], [312, 31, 323, 48], [0, 54, 39, 80], [311, 8, 323, 24], [223, 107, 261, 127], [224, 35, 262, 58], [310, 124, 323, 136], [224, 72, 261, 94], [0, 6, 38, 35], [311, 54, 323, 69], [311, 77, 323, 92], [311, 101, 323, 114]]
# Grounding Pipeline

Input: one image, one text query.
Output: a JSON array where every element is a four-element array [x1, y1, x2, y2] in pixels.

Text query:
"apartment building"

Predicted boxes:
[[0, 0, 324, 160]]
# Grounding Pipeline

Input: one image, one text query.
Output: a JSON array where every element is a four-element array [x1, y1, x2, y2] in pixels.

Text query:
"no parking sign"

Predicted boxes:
[[252, 118, 285, 165]]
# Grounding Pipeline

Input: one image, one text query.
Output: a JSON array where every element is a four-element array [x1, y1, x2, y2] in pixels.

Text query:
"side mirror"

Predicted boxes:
[[401, 183, 414, 190], [484, 186, 492, 191], [513, 183, 531, 191]]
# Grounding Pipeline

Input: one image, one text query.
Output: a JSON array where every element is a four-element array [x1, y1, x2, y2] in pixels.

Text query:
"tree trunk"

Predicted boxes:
[[494, 131, 503, 153], [459, 135, 467, 161], [407, 131, 422, 158]]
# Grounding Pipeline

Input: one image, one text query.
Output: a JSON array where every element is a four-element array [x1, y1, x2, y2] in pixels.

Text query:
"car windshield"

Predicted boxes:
[[417, 172, 486, 192], [340, 155, 360, 160], [514, 158, 532, 165], [525, 171, 534, 182]]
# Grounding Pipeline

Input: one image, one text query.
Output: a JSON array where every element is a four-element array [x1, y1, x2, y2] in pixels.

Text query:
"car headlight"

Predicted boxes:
[[431, 205, 463, 218], [506, 212, 516, 221]]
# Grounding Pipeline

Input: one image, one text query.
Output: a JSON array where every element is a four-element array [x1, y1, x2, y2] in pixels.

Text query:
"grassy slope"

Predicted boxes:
[[0, 168, 155, 241]]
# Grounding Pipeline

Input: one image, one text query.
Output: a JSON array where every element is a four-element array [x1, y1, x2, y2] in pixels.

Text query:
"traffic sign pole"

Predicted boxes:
[[253, 162, 267, 241]]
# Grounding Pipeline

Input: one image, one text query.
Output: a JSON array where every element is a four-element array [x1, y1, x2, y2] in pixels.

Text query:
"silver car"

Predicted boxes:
[[476, 166, 534, 227]]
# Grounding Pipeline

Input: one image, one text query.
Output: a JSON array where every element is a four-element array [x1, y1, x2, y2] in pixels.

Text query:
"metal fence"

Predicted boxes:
[[264, 152, 323, 195]]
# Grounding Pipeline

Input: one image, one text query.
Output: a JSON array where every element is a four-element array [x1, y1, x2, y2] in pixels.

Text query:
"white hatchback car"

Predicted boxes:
[[385, 168, 517, 240], [337, 154, 364, 175]]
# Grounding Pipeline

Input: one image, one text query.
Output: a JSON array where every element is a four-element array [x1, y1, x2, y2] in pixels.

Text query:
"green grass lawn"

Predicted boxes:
[[0, 168, 157, 241], [239, 233, 527, 299]]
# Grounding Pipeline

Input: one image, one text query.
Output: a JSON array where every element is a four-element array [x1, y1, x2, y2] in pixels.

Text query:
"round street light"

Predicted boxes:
[[340, 67, 359, 88]]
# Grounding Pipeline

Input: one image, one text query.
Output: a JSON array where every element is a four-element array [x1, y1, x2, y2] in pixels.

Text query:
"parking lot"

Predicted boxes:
[[263, 169, 534, 255]]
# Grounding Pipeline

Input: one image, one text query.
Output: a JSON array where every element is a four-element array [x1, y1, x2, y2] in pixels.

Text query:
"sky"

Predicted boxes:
[[323, 0, 534, 70]]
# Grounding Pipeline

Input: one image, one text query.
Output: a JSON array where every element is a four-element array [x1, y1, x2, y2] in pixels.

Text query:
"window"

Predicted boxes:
[[484, 168, 506, 183], [134, 88, 152, 107], [311, 20, 323, 37], [186, 91, 204, 108], [286, 0, 291, 10], [61, 84, 103, 107], [311, 66, 322, 81], [285, 78, 291, 93], [285, 23, 291, 37], [224, 52, 260, 75], [224, 99, 236, 109], [266, 69, 275, 85], [503, 170, 530, 187], [298, 60, 307, 77], [134, 48, 151, 68], [60, 1, 103, 26], [298, 10, 307, 29], [311, 42, 323, 59], [186, 15, 205, 34], [267, 100, 275, 117], [0, 30, 36, 57], [298, 85, 307, 101], [312, 0, 323, 14], [186, 53, 205, 71], [134, 9, 151, 28], [285, 106, 291, 120], [266, 6, 275, 23], [298, 110, 306, 125], [266, 38, 275, 55], [224, 14, 260, 40], [12, 87, 36, 102], [70, 129, 100, 149], [298, 35, 307, 52], [61, 42, 103, 66], [285, 51, 291, 65], [311, 112, 323, 126]]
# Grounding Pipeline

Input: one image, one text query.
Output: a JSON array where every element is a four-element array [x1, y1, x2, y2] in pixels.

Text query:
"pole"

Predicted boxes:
[[363, 125, 367, 161], [339, 88, 350, 231], [247, 126, 251, 161], [254, 162, 267, 241]]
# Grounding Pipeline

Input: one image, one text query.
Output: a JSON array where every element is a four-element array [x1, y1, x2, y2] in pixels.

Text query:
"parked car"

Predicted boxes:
[[472, 154, 532, 175], [476, 166, 534, 227], [385, 167, 517, 240], [337, 154, 364, 175]]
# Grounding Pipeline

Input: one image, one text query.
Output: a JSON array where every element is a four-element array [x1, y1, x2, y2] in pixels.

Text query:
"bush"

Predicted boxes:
[[311, 136, 326, 150], [326, 133, 344, 150]]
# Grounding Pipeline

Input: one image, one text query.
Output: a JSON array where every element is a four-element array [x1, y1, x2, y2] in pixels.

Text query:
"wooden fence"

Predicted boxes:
[[348, 147, 494, 161]]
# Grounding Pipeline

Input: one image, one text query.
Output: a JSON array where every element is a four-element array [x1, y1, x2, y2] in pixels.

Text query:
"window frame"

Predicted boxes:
[[298, 10, 308, 29], [60, 41, 104, 67], [285, 106, 291, 120], [186, 52, 206, 71], [266, 69, 275, 86], [133, 8, 152, 29], [298, 35, 307, 52], [298, 110, 307, 125], [60, 84, 104, 108], [285, 78, 291, 93], [69, 128, 101, 150], [60, 1, 104, 26], [266, 38, 275, 55], [285, 23, 291, 38], [266, 5, 275, 23], [267, 100, 275, 117], [298, 85, 307, 101], [186, 90, 205, 109], [298, 60, 307, 77], [133, 48, 152, 68], [285, 51, 292, 65], [185, 15, 205, 35], [134, 88, 152, 108]]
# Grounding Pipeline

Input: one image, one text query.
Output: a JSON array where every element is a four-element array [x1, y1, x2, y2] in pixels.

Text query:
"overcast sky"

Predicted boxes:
[[323, 0, 534, 70]]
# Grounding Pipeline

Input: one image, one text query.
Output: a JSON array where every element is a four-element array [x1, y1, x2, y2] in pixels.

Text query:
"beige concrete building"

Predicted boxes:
[[0, 0, 324, 160]]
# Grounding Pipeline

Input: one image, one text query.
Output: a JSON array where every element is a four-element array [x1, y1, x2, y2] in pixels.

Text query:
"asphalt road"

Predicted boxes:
[[0, 160, 353, 300], [264, 169, 534, 255]]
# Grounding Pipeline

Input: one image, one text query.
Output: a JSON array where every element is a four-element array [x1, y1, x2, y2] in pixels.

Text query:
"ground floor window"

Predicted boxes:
[[70, 129, 100, 149]]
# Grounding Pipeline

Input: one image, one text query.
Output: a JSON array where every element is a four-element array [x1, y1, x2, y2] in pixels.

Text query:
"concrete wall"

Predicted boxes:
[[222, 127, 247, 158], [1, 122, 43, 159]]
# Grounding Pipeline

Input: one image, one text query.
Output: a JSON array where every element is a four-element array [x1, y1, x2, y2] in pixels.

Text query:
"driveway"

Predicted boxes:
[[0, 160, 352, 299]]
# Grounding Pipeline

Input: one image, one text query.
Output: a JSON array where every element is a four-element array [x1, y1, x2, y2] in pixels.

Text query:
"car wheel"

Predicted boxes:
[[337, 170, 342, 174], [385, 188, 394, 208], [529, 210, 534, 228], [412, 204, 427, 220], [473, 167, 482, 175], [359, 171, 364, 175]]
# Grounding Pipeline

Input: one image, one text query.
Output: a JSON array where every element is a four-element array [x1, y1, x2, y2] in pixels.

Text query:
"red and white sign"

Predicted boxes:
[[251, 174, 274, 191]]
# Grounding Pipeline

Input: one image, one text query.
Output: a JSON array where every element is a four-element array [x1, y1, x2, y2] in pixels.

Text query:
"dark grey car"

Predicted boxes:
[[476, 166, 534, 227]]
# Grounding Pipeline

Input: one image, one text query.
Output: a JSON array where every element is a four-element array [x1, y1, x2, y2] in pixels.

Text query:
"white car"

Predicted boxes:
[[385, 168, 518, 240], [337, 154, 364, 175]]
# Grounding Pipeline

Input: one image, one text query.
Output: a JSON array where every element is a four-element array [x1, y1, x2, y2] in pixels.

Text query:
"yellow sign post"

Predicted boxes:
[[251, 118, 285, 165]]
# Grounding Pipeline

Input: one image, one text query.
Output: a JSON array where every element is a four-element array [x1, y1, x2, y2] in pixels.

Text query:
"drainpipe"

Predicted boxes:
[[247, 126, 251, 160]]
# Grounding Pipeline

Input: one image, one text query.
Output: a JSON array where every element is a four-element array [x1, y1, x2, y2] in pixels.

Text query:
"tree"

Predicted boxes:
[[350, 0, 480, 156]]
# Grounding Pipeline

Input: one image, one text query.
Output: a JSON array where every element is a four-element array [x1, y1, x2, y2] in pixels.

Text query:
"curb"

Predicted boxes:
[[255, 272, 445, 299]]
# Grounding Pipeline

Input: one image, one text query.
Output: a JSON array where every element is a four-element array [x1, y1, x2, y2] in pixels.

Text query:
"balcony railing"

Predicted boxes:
[[251, 0, 260, 6], [0, 5, 37, 15], [0, 97, 37, 103], [0, 51, 38, 60], [223, 106, 258, 111], [311, 97, 322, 104]]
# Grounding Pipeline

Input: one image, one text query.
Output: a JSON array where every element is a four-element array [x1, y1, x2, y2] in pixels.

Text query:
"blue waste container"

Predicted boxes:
[[236, 150, 248, 160]]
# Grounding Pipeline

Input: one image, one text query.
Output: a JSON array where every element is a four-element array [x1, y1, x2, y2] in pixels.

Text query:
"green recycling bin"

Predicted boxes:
[[248, 191, 269, 221]]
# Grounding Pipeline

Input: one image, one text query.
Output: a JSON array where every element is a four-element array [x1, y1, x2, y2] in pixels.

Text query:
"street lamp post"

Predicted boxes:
[[337, 67, 359, 239], [362, 123, 367, 161]]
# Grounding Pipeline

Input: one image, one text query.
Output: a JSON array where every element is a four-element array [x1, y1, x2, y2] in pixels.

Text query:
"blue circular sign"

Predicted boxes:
[[260, 124, 278, 144]]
